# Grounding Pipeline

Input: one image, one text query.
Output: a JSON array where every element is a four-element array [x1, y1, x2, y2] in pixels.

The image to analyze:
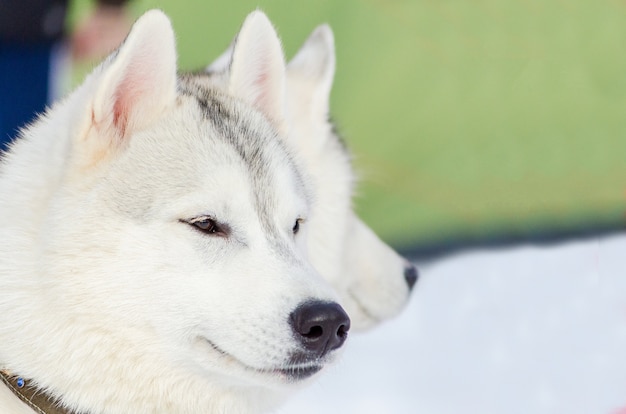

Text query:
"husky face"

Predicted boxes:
[[208, 25, 418, 331], [80, 87, 342, 383], [0, 10, 349, 413], [285, 30, 417, 329]]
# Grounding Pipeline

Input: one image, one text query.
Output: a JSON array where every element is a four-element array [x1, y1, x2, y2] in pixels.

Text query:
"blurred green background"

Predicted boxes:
[[72, 0, 626, 249]]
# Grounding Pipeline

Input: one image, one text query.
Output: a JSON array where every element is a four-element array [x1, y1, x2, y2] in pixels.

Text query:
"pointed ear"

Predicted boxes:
[[287, 25, 335, 122], [90, 9, 177, 146], [228, 11, 287, 130]]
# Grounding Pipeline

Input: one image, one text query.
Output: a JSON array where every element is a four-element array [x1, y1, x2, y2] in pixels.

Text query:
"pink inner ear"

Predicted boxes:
[[87, 9, 176, 153], [113, 90, 130, 138], [110, 60, 155, 138], [244, 54, 284, 124], [254, 70, 271, 111]]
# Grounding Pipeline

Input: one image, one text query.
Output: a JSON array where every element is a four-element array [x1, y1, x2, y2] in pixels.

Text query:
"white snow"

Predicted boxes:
[[280, 233, 626, 414]]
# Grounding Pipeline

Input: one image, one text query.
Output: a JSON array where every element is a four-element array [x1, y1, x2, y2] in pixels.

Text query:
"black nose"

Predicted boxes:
[[289, 301, 350, 357], [404, 263, 419, 290]]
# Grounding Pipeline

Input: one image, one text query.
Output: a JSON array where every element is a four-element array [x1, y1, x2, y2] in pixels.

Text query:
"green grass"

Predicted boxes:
[[70, 0, 626, 247]]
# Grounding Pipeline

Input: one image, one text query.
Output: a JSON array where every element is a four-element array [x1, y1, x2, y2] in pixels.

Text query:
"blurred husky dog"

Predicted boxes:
[[207, 24, 419, 331], [0, 10, 351, 414]]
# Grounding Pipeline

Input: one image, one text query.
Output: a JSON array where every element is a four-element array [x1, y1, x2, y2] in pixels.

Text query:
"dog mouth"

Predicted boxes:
[[200, 338, 324, 382], [274, 364, 323, 381]]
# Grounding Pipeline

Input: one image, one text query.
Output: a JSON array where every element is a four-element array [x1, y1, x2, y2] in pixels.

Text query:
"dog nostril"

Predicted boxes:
[[290, 301, 351, 357], [404, 264, 419, 291], [302, 325, 324, 339], [337, 324, 348, 339]]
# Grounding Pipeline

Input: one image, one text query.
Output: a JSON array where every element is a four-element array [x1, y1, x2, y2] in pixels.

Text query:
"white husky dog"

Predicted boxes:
[[207, 23, 418, 331], [0, 10, 353, 414]]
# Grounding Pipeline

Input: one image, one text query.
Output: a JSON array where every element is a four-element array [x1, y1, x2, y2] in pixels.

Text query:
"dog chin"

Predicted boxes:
[[199, 337, 324, 382]]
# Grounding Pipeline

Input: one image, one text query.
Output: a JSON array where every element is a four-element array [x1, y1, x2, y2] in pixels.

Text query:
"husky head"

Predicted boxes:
[[0, 10, 349, 413], [207, 24, 418, 331]]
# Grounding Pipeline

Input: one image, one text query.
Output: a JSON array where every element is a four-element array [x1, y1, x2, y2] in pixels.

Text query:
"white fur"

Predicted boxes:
[[0, 10, 345, 414], [207, 22, 415, 330], [285, 26, 414, 329], [229, 11, 287, 133]]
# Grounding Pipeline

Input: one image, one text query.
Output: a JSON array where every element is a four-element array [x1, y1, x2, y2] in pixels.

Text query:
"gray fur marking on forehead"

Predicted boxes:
[[177, 73, 311, 201], [177, 73, 312, 258]]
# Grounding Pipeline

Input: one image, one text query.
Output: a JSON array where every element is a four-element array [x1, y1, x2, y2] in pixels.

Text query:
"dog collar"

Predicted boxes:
[[0, 370, 75, 414]]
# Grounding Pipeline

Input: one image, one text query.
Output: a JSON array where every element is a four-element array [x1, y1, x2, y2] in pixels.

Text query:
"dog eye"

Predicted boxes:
[[185, 216, 226, 236], [194, 219, 218, 233], [292, 218, 303, 235]]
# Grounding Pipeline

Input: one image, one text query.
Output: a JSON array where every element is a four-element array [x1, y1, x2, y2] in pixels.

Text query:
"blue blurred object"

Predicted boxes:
[[0, 42, 53, 149]]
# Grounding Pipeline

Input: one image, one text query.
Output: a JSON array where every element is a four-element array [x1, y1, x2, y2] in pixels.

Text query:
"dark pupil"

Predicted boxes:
[[196, 219, 217, 233], [293, 220, 300, 234]]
